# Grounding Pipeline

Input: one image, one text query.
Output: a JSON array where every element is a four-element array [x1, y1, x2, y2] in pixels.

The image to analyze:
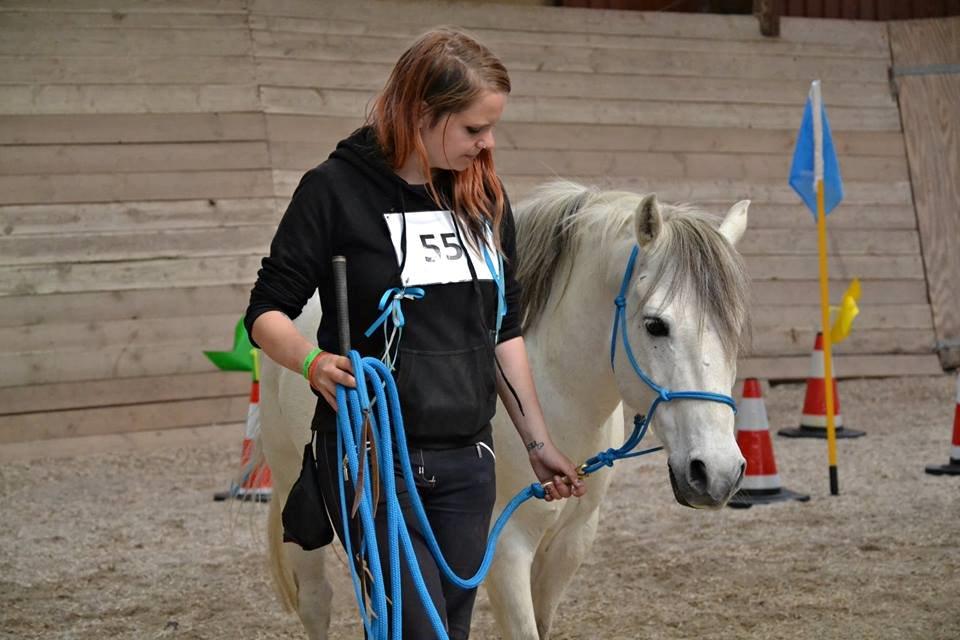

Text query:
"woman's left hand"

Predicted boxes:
[[528, 440, 587, 501]]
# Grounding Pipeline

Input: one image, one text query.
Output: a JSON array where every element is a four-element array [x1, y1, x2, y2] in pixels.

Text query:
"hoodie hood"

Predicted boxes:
[[331, 126, 453, 206]]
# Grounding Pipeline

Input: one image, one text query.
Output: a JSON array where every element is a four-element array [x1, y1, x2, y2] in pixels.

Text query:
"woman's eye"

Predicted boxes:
[[466, 126, 481, 135], [644, 317, 670, 338]]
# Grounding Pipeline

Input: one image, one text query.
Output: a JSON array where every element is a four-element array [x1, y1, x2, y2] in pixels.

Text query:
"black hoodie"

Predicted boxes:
[[245, 127, 522, 449]]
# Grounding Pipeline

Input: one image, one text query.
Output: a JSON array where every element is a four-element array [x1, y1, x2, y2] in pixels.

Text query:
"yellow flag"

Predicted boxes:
[[830, 278, 861, 343]]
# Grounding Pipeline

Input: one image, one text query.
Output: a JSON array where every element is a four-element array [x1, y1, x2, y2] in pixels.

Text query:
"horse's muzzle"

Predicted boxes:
[[668, 460, 745, 509]]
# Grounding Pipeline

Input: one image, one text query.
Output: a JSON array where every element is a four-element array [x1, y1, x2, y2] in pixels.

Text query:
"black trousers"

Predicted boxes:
[[316, 430, 497, 640]]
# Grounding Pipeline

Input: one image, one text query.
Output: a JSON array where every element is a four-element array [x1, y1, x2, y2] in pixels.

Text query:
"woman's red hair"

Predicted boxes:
[[370, 28, 511, 249]]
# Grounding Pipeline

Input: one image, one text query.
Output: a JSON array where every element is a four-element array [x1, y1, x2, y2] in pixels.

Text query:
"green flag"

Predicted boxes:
[[204, 317, 255, 373]]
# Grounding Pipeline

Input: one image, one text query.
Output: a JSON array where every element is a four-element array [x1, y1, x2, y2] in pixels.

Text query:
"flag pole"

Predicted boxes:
[[812, 80, 840, 495]]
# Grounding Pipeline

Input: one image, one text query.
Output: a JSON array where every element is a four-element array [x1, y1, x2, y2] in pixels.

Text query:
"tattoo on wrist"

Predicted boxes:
[[525, 440, 544, 453]]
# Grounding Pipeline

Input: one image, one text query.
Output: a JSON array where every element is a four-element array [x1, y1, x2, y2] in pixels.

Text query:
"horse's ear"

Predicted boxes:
[[635, 194, 663, 247], [719, 199, 750, 247]]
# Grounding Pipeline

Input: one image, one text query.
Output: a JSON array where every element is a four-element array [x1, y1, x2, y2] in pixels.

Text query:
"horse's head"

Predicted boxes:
[[613, 194, 751, 509]]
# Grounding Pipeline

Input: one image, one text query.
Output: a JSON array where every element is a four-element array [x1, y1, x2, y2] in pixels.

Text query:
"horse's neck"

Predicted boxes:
[[526, 246, 624, 435]]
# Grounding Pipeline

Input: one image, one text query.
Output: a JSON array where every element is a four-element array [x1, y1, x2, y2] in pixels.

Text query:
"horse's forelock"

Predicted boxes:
[[515, 182, 750, 357], [641, 209, 752, 359]]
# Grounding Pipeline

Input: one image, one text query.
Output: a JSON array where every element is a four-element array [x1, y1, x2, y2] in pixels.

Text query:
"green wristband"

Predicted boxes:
[[302, 347, 324, 380]]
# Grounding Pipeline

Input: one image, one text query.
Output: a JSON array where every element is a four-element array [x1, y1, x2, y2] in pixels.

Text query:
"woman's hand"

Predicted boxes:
[[527, 439, 587, 501], [309, 352, 356, 411]]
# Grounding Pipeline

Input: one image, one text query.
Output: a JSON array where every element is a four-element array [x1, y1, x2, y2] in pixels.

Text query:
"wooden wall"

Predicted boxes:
[[559, 1, 960, 20], [0, 1, 272, 443], [890, 17, 960, 368], [0, 0, 945, 444]]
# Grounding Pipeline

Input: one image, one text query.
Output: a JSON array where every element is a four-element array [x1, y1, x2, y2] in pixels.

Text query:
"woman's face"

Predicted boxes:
[[421, 90, 506, 172]]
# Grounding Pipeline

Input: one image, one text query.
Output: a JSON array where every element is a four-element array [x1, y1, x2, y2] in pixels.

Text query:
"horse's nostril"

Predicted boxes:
[[689, 458, 708, 493]]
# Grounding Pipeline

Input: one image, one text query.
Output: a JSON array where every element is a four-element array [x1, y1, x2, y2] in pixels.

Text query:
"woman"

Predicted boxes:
[[245, 28, 585, 639]]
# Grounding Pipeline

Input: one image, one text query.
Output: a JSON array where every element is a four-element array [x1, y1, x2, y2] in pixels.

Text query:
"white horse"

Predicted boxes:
[[256, 180, 752, 639]]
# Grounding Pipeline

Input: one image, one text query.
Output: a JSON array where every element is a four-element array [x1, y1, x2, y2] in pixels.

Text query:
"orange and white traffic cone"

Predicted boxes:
[[925, 371, 960, 476], [729, 378, 809, 508], [213, 376, 273, 502], [778, 332, 864, 439]]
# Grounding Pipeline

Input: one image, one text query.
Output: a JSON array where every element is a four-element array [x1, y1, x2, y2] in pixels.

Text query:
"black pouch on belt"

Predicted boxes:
[[282, 434, 334, 551]]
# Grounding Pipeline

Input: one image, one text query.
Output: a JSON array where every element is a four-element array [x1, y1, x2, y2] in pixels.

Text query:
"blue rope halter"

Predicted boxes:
[[579, 245, 737, 476]]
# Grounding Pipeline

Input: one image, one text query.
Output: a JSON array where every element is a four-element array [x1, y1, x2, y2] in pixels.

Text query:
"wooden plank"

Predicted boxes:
[[0, 423, 242, 464], [499, 176, 913, 206], [249, 0, 890, 50], [0, 28, 251, 56], [0, 396, 248, 444], [746, 328, 936, 357], [0, 371, 246, 414], [745, 255, 925, 280], [0, 254, 260, 297], [751, 279, 929, 305], [266, 115, 905, 156], [0, 341, 249, 387], [0, 0, 247, 12], [891, 18, 960, 368], [0, 10, 249, 29], [738, 353, 943, 380], [0, 169, 275, 205], [0, 84, 259, 115], [249, 15, 892, 60], [0, 141, 270, 175], [252, 31, 892, 84], [271, 143, 908, 182], [256, 58, 896, 109], [890, 16, 960, 66], [737, 229, 920, 255], [261, 88, 901, 131], [701, 203, 917, 230], [0, 285, 252, 327], [752, 304, 933, 330], [0, 225, 273, 266], [0, 113, 266, 144], [0, 313, 245, 353], [0, 55, 255, 85], [0, 198, 279, 237]]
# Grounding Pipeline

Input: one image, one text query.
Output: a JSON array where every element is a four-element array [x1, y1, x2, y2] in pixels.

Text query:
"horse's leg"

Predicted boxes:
[[289, 547, 333, 638], [485, 518, 545, 640], [530, 504, 602, 640], [260, 355, 335, 639]]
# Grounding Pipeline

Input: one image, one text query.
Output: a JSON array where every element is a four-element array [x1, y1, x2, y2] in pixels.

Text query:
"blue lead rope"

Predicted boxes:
[[336, 352, 551, 640]]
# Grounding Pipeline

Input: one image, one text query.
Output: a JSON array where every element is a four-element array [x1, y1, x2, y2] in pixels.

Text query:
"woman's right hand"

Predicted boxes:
[[309, 352, 357, 411]]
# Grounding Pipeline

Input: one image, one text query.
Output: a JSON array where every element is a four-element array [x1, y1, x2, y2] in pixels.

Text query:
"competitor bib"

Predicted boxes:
[[384, 210, 498, 287]]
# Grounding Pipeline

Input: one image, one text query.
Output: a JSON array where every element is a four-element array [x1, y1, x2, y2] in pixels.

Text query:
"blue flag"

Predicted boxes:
[[789, 83, 844, 218]]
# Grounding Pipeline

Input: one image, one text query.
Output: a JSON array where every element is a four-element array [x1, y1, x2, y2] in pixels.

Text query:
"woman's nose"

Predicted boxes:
[[481, 131, 495, 151]]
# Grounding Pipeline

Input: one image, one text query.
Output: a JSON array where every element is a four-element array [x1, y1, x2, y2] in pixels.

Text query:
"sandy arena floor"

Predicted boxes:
[[1, 375, 958, 639]]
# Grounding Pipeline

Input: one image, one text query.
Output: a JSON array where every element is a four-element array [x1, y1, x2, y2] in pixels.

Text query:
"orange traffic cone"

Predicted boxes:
[[925, 371, 960, 476], [729, 378, 809, 508], [213, 376, 273, 502], [778, 332, 864, 439]]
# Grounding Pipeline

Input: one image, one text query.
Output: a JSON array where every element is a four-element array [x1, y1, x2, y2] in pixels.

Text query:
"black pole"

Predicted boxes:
[[332, 256, 350, 354]]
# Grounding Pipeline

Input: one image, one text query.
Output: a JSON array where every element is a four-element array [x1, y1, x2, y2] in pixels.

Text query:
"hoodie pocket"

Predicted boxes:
[[395, 345, 496, 439]]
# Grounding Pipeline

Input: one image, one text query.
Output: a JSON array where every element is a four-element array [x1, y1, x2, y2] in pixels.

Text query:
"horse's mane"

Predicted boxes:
[[514, 180, 751, 358]]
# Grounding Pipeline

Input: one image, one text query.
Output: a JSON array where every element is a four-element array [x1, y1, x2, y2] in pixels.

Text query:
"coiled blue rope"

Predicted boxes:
[[336, 351, 551, 640]]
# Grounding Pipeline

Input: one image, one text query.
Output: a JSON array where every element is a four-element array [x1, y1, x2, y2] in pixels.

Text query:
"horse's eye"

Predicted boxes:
[[644, 317, 670, 338]]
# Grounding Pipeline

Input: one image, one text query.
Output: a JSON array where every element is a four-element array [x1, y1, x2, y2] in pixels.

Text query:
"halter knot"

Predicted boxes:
[[658, 387, 672, 402], [596, 449, 617, 468], [614, 295, 626, 309]]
